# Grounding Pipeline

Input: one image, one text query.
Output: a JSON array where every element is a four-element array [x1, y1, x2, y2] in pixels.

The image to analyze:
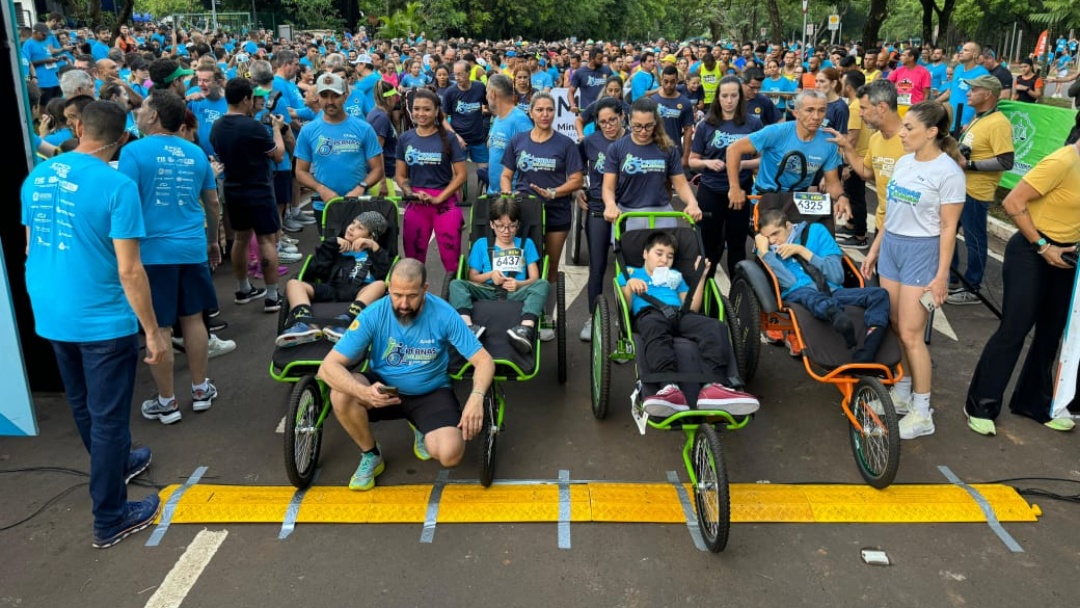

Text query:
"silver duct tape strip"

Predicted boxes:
[[419, 469, 450, 544], [279, 469, 321, 540], [667, 470, 707, 552], [938, 465, 1024, 553], [146, 466, 208, 547]]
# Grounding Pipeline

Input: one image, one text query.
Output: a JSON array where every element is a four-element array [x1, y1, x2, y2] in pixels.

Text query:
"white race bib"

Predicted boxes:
[[793, 192, 831, 216], [492, 247, 525, 276], [897, 93, 912, 106]]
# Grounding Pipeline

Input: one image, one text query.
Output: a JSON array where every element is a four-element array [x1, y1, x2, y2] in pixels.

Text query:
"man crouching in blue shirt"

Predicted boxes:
[[318, 259, 495, 490], [754, 209, 889, 363]]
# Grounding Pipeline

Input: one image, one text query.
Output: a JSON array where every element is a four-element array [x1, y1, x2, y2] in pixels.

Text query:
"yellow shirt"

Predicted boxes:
[[863, 69, 881, 83], [1023, 144, 1080, 243], [960, 111, 1014, 201], [700, 65, 723, 104], [864, 130, 907, 230], [848, 98, 874, 158]]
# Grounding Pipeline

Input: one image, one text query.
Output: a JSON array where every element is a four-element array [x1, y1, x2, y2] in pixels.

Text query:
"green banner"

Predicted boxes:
[[998, 100, 1078, 189]]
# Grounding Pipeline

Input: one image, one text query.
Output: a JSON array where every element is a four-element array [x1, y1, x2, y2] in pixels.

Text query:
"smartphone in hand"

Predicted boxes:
[[377, 385, 399, 397], [919, 290, 936, 312]]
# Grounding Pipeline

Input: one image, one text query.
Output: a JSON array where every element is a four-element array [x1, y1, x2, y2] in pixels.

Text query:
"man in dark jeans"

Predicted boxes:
[[20, 101, 168, 548]]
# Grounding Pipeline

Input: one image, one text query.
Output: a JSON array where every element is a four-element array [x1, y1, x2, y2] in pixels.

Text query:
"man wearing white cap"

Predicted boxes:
[[295, 73, 384, 216], [346, 53, 380, 118]]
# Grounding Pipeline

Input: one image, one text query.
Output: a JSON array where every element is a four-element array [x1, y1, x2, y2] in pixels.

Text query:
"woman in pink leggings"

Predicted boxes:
[[394, 89, 468, 274]]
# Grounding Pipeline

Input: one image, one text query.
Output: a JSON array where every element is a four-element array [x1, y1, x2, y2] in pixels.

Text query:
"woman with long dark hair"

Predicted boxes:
[[816, 67, 849, 134], [368, 79, 399, 196], [395, 88, 467, 275], [861, 101, 964, 440], [688, 75, 763, 279]]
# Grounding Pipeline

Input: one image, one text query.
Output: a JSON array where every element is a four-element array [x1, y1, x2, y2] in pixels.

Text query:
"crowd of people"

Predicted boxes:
[[16, 14, 1080, 548]]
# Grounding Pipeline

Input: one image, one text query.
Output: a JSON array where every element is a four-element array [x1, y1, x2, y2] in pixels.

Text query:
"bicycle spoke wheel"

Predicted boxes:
[[284, 375, 325, 488], [848, 377, 901, 489], [478, 387, 499, 487], [692, 425, 730, 552]]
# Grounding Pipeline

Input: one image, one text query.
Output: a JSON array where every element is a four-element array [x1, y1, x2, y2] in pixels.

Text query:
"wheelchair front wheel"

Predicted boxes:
[[692, 425, 731, 552], [848, 377, 901, 489], [590, 295, 612, 419], [568, 204, 585, 266], [478, 386, 499, 487], [284, 375, 325, 489], [729, 277, 762, 384]]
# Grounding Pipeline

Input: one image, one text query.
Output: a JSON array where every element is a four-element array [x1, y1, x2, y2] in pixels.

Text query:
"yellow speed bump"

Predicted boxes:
[[156, 482, 1040, 525]]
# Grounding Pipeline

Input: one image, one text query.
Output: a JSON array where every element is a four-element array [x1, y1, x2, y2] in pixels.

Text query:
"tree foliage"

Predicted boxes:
[[284, 0, 346, 30]]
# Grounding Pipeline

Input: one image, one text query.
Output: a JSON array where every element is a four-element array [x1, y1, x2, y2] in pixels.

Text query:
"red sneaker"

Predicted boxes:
[[785, 332, 803, 357], [643, 384, 689, 417], [696, 383, 760, 416], [763, 329, 785, 344]]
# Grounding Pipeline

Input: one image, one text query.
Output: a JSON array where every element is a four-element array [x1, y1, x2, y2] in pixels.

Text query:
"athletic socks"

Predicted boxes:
[[266, 285, 279, 300], [237, 277, 252, 293], [893, 376, 913, 402], [193, 379, 210, 393], [912, 393, 932, 418], [364, 444, 380, 457]]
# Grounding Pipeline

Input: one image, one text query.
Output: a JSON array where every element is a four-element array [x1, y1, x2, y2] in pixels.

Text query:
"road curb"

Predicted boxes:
[[987, 215, 1017, 243]]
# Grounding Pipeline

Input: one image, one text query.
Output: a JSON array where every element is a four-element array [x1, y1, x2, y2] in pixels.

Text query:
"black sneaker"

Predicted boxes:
[[835, 223, 858, 237], [207, 308, 221, 318], [837, 234, 869, 250], [234, 287, 267, 304], [506, 325, 535, 355], [264, 297, 282, 313], [92, 494, 160, 549], [208, 318, 228, 332]]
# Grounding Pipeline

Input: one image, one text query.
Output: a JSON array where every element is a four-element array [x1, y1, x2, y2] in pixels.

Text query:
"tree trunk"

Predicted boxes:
[[89, 0, 101, 28], [112, 0, 135, 41], [933, 0, 957, 44], [919, 0, 935, 44], [862, 0, 888, 48], [709, 17, 722, 43], [767, 0, 782, 43]]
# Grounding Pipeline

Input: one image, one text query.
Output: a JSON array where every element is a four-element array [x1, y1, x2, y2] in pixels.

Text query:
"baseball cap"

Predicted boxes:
[[32, 23, 50, 34], [963, 74, 1002, 95], [662, 54, 677, 64], [506, 50, 516, 58], [316, 73, 346, 95], [355, 53, 373, 66]]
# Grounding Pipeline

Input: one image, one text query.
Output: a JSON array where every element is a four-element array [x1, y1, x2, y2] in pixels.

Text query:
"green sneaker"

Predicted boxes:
[[1044, 417, 1076, 432], [409, 422, 432, 461], [965, 411, 997, 436], [348, 446, 385, 491]]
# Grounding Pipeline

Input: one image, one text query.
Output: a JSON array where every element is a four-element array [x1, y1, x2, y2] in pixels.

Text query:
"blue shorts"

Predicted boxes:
[[146, 263, 219, 327], [878, 232, 940, 287], [465, 143, 489, 164]]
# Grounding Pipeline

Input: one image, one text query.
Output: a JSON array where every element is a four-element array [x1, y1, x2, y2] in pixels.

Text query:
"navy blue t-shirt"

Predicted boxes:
[[580, 131, 620, 201], [746, 94, 781, 126], [602, 136, 683, 209], [570, 66, 614, 107], [397, 129, 466, 189], [824, 98, 849, 134], [691, 117, 763, 191], [677, 83, 705, 108], [367, 107, 399, 178], [651, 93, 695, 146], [502, 131, 583, 206], [442, 82, 489, 145]]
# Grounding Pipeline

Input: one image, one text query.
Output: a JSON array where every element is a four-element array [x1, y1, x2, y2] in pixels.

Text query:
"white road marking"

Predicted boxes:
[[275, 416, 285, 434], [144, 530, 228, 608]]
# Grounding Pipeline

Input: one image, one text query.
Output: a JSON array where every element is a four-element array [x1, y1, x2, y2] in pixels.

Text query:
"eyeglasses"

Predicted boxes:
[[597, 118, 620, 127], [630, 123, 656, 132], [492, 222, 519, 232]]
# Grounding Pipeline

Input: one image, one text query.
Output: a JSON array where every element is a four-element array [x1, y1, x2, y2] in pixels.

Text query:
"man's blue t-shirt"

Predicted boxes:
[[20, 153, 145, 342], [571, 66, 613, 108], [90, 39, 110, 60], [947, 63, 989, 126], [760, 76, 798, 110], [396, 129, 466, 189], [187, 96, 228, 158], [747, 122, 843, 193], [602, 135, 683, 209], [333, 293, 481, 395], [651, 93, 694, 146], [294, 116, 383, 197], [347, 72, 381, 119], [531, 71, 553, 90], [467, 236, 540, 282], [118, 135, 217, 265], [486, 108, 533, 194], [691, 117, 764, 191], [22, 38, 59, 88], [630, 70, 656, 102], [617, 266, 688, 316], [443, 81, 490, 145], [927, 62, 948, 93], [43, 127, 74, 146]]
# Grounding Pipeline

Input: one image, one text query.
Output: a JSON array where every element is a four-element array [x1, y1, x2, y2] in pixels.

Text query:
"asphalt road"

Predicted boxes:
[[2, 189, 1078, 608]]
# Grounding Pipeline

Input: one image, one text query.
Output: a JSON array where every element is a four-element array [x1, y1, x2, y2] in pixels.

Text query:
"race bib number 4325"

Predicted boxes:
[[793, 192, 831, 216]]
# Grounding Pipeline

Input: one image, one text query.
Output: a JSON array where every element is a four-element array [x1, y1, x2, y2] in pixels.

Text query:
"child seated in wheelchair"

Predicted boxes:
[[622, 230, 760, 417], [448, 197, 550, 356], [276, 211, 391, 347], [754, 209, 889, 363]]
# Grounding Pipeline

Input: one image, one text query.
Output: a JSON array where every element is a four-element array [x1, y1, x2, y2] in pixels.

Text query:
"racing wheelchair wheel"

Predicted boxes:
[[692, 424, 731, 553], [557, 271, 567, 384], [276, 293, 291, 335], [568, 204, 585, 266], [478, 386, 499, 487], [284, 375, 324, 489], [590, 295, 613, 419], [848, 377, 901, 489], [729, 276, 761, 384]]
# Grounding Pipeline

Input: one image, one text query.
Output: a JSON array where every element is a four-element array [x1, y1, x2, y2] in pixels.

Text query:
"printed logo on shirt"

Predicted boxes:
[[585, 75, 607, 87], [382, 336, 438, 367], [201, 108, 222, 123], [656, 104, 683, 119], [454, 100, 482, 114], [783, 154, 828, 181], [404, 145, 443, 166], [621, 153, 667, 175], [709, 130, 742, 150], [873, 156, 897, 178], [517, 151, 557, 172], [594, 151, 606, 171], [488, 131, 510, 150], [886, 180, 922, 207], [315, 135, 362, 156]]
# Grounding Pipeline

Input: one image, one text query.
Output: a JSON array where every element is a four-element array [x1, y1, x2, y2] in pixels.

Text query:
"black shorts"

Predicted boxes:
[[145, 263, 219, 327], [273, 170, 293, 207], [312, 281, 365, 303], [361, 371, 461, 433], [226, 202, 281, 235], [545, 199, 572, 233]]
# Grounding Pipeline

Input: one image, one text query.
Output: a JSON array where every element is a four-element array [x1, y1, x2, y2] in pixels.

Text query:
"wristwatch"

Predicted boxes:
[[1032, 237, 1048, 252], [359, 181, 369, 190], [548, 187, 557, 199]]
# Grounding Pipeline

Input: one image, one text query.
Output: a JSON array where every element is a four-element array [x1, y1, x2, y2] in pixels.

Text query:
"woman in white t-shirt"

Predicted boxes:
[[861, 100, 965, 441]]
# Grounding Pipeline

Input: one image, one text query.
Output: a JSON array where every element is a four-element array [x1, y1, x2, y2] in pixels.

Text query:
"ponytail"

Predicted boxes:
[[908, 100, 962, 161], [413, 88, 450, 156]]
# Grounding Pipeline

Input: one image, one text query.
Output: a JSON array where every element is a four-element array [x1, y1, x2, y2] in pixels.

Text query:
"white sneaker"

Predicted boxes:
[[889, 388, 912, 415], [207, 334, 236, 359], [539, 327, 555, 342], [899, 410, 935, 439], [579, 319, 592, 342], [282, 216, 305, 233], [278, 250, 303, 264], [280, 235, 299, 246], [278, 242, 298, 254]]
